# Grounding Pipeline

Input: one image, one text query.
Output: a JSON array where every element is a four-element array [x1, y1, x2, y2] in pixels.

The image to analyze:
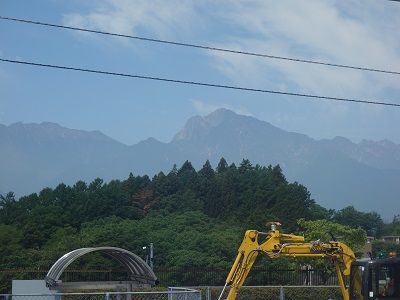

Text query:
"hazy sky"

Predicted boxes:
[[1, 0, 400, 145]]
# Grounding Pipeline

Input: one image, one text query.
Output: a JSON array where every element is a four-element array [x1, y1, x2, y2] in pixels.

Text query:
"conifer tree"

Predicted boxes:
[[216, 157, 228, 173]]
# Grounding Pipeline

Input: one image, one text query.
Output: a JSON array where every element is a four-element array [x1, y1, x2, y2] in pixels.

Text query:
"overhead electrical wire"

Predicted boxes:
[[1, 57, 399, 107], [0, 16, 399, 76]]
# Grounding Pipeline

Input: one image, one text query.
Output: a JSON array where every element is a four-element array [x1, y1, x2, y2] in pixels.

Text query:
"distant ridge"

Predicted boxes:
[[1, 109, 399, 218]]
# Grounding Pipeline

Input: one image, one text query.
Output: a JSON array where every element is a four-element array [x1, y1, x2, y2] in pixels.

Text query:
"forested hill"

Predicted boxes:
[[2, 109, 400, 219], [0, 159, 387, 274]]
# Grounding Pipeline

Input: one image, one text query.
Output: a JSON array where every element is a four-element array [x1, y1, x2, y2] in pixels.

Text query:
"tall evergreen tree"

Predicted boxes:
[[199, 160, 215, 178], [216, 157, 228, 173], [239, 159, 253, 172]]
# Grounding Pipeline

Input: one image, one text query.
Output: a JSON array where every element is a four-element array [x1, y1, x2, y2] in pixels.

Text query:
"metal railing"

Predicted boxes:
[[0, 268, 338, 290], [0, 290, 201, 300], [189, 285, 342, 300], [0, 286, 344, 300]]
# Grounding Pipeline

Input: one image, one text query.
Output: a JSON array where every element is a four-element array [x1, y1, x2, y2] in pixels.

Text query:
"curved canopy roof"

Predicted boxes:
[[45, 247, 157, 287]]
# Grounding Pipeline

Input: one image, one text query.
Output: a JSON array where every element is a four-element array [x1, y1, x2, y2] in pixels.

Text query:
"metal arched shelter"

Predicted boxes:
[[45, 247, 157, 288]]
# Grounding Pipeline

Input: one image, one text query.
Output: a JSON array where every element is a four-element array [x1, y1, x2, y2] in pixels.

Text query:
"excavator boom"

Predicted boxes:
[[221, 226, 355, 300]]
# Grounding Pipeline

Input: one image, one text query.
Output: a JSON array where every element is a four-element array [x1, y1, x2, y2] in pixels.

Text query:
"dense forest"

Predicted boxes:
[[0, 158, 399, 291]]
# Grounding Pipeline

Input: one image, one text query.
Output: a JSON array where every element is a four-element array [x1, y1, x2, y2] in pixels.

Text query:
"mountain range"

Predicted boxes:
[[1, 108, 399, 219]]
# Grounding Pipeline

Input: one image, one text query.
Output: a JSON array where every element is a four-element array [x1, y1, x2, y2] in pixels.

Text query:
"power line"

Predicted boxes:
[[1, 16, 399, 76], [1, 57, 399, 107]]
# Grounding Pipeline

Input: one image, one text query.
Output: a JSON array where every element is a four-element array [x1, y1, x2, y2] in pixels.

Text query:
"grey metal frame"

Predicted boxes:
[[45, 247, 157, 288]]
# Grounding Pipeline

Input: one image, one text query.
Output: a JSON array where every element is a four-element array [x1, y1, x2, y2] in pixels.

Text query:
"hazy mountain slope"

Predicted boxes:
[[166, 109, 400, 218], [1, 109, 399, 219], [290, 147, 400, 218], [0, 122, 128, 195], [171, 109, 317, 170], [319, 136, 400, 170]]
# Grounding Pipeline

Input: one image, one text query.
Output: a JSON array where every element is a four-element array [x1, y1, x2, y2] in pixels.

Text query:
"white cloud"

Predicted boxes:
[[191, 100, 220, 115], [63, 0, 202, 39], [63, 0, 400, 107], [191, 99, 253, 116], [209, 0, 400, 101]]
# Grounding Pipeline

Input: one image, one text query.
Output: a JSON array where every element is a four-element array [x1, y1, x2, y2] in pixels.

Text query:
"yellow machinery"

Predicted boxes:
[[219, 222, 400, 300]]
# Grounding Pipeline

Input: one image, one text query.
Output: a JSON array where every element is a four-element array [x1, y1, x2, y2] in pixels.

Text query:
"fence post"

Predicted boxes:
[[280, 286, 285, 300], [207, 286, 211, 300], [168, 287, 172, 300], [126, 283, 132, 300], [105, 292, 110, 300]]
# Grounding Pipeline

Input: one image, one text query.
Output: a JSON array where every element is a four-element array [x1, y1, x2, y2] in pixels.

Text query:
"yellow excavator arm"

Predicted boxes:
[[221, 224, 356, 300]]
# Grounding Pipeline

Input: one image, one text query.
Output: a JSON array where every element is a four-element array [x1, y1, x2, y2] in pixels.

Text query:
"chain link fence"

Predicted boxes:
[[0, 268, 339, 293], [0, 290, 201, 300], [0, 286, 344, 300], [193, 285, 342, 300]]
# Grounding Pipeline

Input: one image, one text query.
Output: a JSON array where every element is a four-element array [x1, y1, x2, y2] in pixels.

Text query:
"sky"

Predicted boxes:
[[1, 0, 400, 145]]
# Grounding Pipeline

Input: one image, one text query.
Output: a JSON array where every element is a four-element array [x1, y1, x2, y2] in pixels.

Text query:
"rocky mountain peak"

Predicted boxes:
[[172, 115, 208, 141], [2, 111, 400, 219], [172, 108, 276, 142], [203, 108, 239, 126]]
